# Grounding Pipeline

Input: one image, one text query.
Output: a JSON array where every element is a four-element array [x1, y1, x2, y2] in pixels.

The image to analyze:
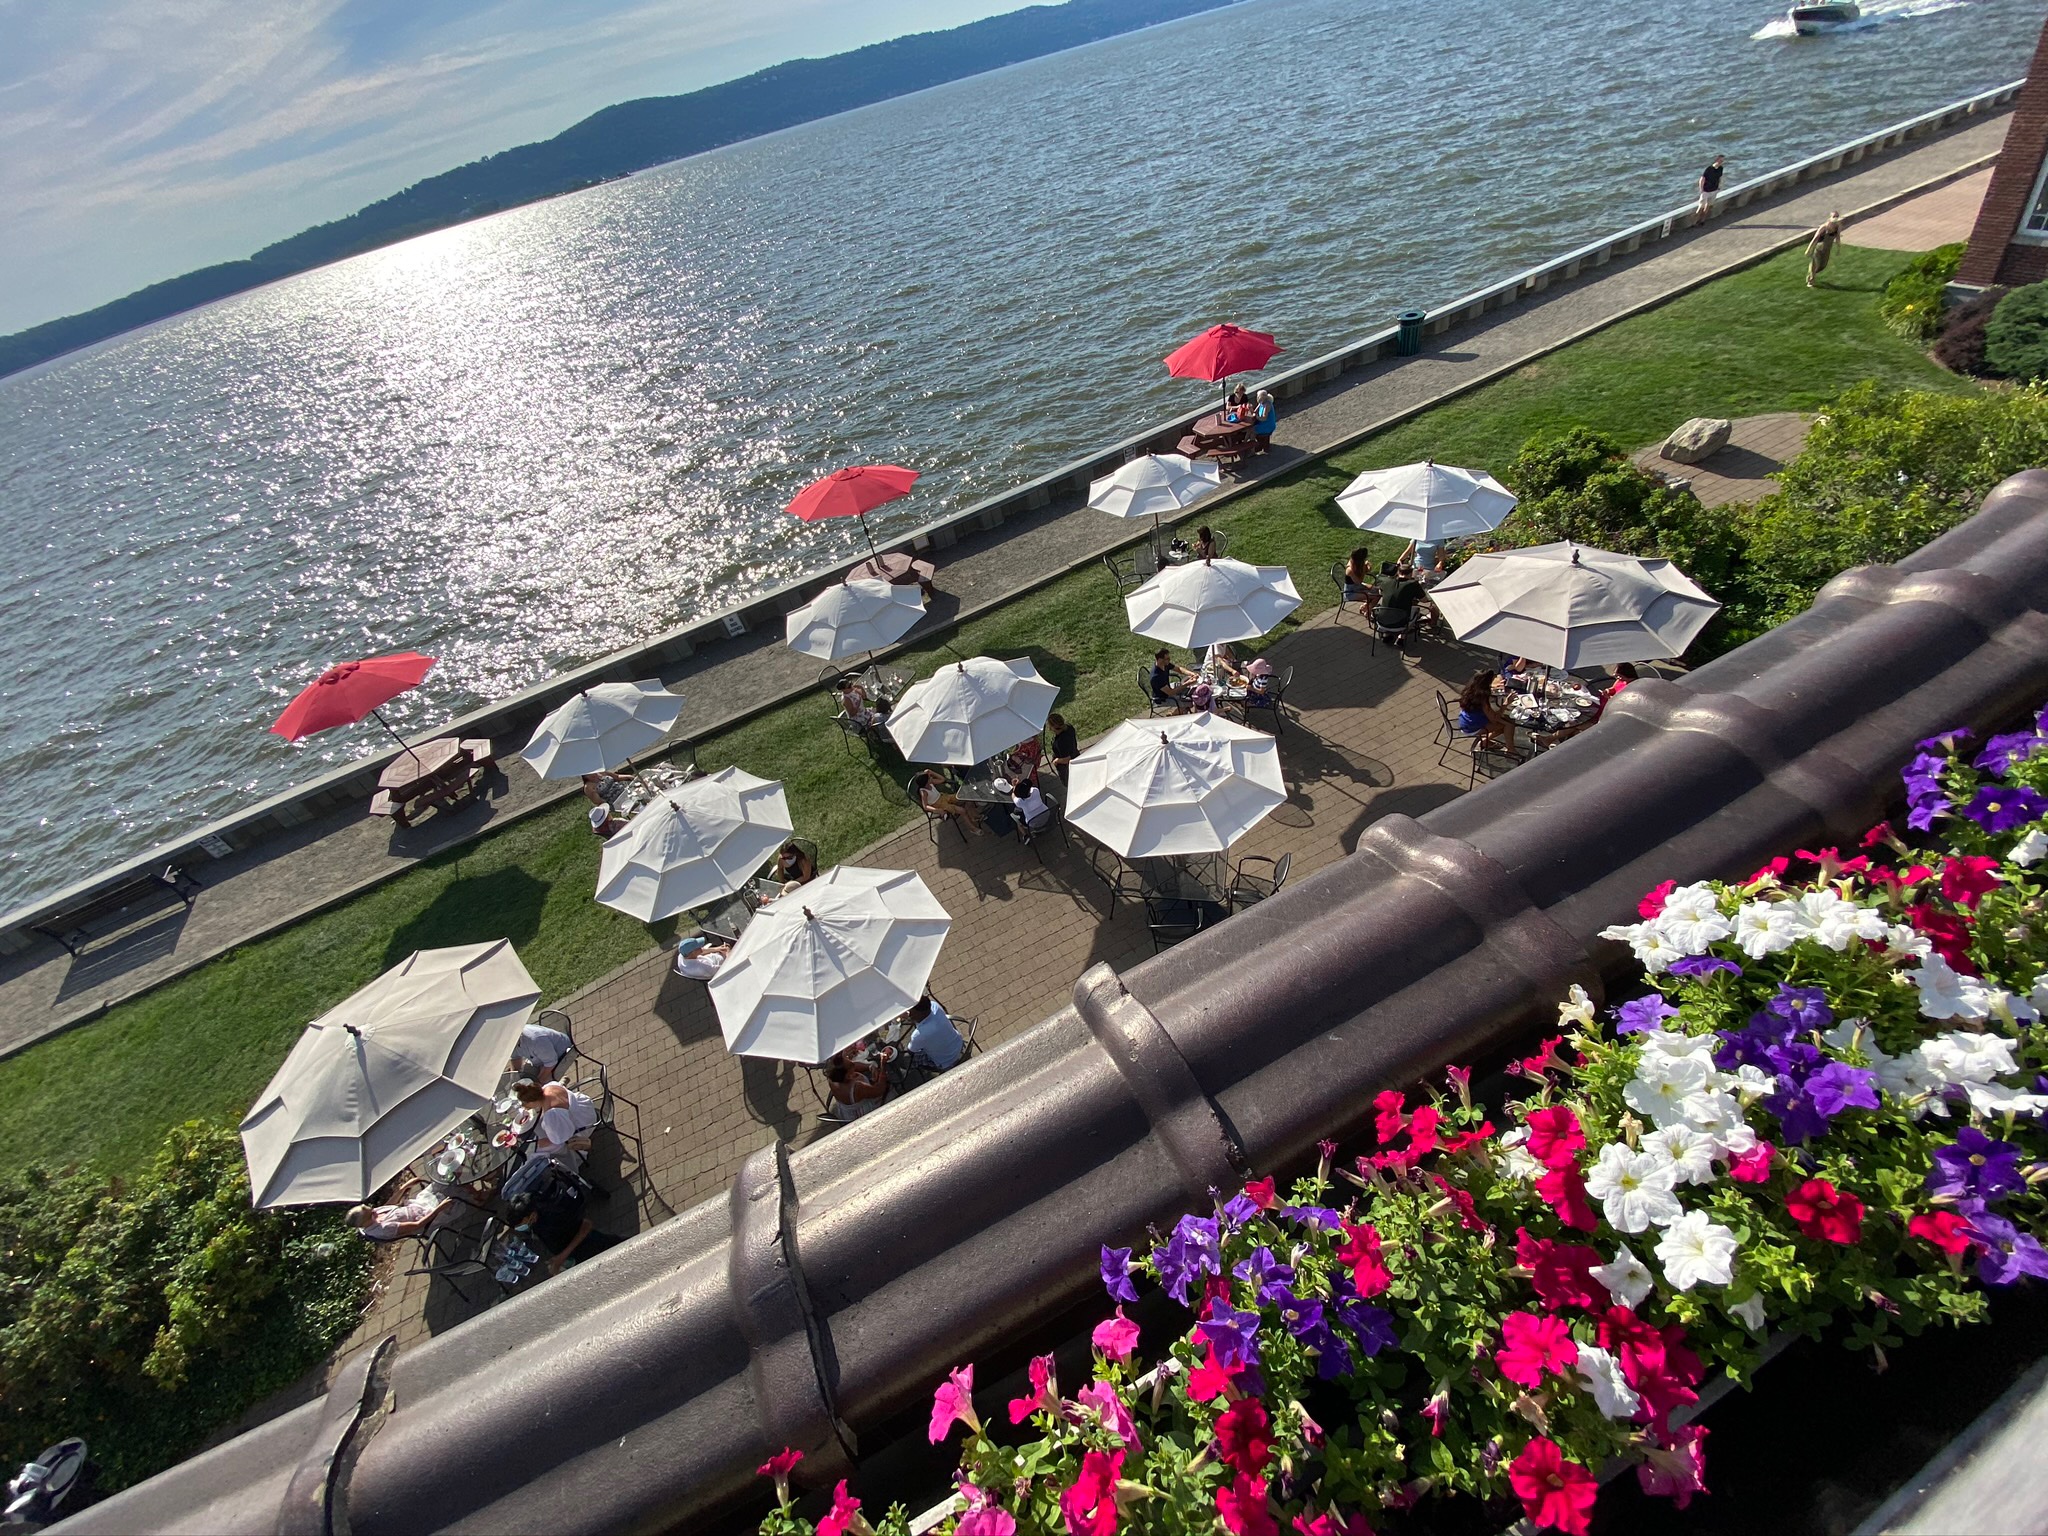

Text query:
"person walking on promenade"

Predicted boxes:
[[1693, 155, 1726, 226], [1806, 210, 1844, 287]]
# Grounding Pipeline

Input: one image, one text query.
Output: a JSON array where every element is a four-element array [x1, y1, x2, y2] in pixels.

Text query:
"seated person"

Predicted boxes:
[[511, 1020, 574, 1083], [1456, 669, 1515, 754], [1047, 713, 1079, 773], [1149, 648, 1197, 709], [904, 994, 966, 1071], [914, 767, 981, 831], [344, 1175, 449, 1241], [674, 936, 734, 979], [1374, 561, 1428, 632], [1342, 547, 1376, 607], [1010, 778, 1051, 840], [1194, 525, 1220, 561], [1203, 641, 1247, 684], [1185, 677, 1216, 715], [588, 803, 625, 840], [774, 841, 817, 886], [581, 771, 633, 807], [1005, 735, 1044, 779], [504, 1169, 624, 1277], [825, 1047, 889, 1121], [1401, 538, 1449, 581], [1499, 656, 1537, 693], [838, 679, 881, 731], [514, 1078, 599, 1168], [1535, 666, 1637, 750], [1225, 383, 1251, 417]]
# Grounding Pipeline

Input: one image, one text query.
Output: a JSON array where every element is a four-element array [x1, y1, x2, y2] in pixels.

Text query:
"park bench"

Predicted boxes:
[[32, 865, 202, 957]]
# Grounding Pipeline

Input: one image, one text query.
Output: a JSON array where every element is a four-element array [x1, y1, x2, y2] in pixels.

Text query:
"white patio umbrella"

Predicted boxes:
[[784, 578, 926, 663], [1065, 712, 1286, 858], [239, 941, 541, 1208], [885, 656, 1060, 766], [594, 767, 795, 921], [1335, 459, 1517, 543], [1087, 454, 1222, 545], [1125, 558, 1301, 650], [1428, 542, 1721, 669], [518, 680, 685, 779], [710, 866, 952, 1063]]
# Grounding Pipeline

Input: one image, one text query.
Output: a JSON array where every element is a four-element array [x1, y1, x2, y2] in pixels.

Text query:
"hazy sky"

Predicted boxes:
[[0, 0, 1023, 333]]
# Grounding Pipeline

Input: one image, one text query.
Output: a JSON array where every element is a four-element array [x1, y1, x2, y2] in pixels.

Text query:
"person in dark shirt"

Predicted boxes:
[[1047, 712, 1079, 772], [1375, 562, 1427, 622], [1149, 648, 1195, 708], [505, 1169, 624, 1276], [1694, 155, 1725, 226]]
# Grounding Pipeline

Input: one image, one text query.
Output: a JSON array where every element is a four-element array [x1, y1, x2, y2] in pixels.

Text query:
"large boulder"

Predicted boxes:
[[1661, 417, 1732, 464]]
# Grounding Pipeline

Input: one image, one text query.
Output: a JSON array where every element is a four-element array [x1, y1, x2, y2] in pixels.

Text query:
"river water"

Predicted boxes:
[[0, 0, 2037, 912]]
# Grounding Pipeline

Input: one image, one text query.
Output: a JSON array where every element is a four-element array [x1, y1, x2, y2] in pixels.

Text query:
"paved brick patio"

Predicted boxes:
[[340, 604, 1522, 1359]]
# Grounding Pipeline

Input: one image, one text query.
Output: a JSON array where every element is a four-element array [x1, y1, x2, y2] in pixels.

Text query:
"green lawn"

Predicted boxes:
[[0, 244, 1972, 1182]]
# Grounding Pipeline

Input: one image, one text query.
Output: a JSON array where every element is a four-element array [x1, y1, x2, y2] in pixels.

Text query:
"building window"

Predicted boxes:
[[2020, 154, 2048, 244]]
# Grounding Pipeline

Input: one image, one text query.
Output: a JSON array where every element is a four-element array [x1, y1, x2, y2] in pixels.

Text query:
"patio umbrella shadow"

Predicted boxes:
[[653, 968, 721, 1045], [380, 865, 549, 969], [1017, 647, 1080, 701], [741, 1056, 806, 1137]]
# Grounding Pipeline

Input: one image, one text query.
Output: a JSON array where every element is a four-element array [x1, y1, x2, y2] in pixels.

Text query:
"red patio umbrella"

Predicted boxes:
[[1164, 323, 1283, 401], [270, 651, 436, 748], [787, 464, 919, 563]]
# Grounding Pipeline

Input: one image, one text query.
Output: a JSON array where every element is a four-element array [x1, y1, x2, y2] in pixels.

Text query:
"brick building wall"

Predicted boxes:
[[1960, 16, 2048, 287]]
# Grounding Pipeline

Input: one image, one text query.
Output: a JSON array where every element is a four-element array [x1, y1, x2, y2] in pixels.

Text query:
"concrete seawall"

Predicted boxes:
[[0, 82, 2018, 978]]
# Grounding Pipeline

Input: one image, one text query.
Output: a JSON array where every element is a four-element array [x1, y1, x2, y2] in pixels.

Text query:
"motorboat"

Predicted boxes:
[[1788, 2, 1859, 33]]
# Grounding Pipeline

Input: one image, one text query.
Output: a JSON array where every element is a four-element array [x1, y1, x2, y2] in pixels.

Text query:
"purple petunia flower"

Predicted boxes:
[[1616, 995, 1681, 1035], [1903, 750, 1954, 831], [1975, 731, 2047, 777], [1232, 1245, 1295, 1305], [1766, 1084, 1832, 1147], [1151, 1216, 1221, 1306], [1807, 1061, 1880, 1118], [1197, 1303, 1262, 1370], [1963, 784, 2048, 834], [1308, 1322, 1352, 1380], [1717, 1020, 1790, 1075], [1917, 728, 1976, 754], [1285, 1204, 1346, 1231], [1961, 1211, 2048, 1286], [1219, 1192, 1261, 1229], [1101, 1245, 1138, 1304], [1669, 956, 1742, 979], [1331, 1281, 1398, 1358], [1765, 985, 1834, 1032], [1272, 1288, 1326, 1343], [1929, 1128, 2027, 1204]]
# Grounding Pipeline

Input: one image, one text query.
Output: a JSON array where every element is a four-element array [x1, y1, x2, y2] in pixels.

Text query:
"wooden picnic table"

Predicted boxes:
[[371, 737, 492, 829], [850, 552, 937, 592]]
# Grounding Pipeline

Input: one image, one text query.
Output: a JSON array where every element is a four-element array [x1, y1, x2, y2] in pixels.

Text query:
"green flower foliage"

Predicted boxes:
[[1879, 243, 1964, 343], [1985, 280, 2048, 383], [0, 1122, 369, 1491]]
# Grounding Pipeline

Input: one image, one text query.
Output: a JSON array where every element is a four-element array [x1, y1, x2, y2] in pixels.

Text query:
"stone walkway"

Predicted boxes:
[[0, 111, 2007, 1056], [342, 605, 1524, 1360], [1847, 165, 1991, 251]]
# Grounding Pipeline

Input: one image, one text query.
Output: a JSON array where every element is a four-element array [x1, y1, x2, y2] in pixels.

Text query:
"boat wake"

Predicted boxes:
[[1753, 0, 1968, 40]]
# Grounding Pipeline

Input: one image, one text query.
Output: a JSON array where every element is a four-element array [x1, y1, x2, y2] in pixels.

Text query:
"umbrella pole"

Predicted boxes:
[[370, 708, 422, 771], [857, 510, 882, 568]]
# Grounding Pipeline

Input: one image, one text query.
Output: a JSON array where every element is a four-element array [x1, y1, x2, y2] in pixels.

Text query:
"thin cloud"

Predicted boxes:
[[0, 0, 1016, 332]]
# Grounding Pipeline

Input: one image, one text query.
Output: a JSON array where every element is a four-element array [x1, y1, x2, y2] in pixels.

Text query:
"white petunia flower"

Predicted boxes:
[[1964, 1082, 2048, 1118], [1733, 901, 1807, 959], [2033, 972, 2048, 1016], [1729, 1064, 1776, 1104], [1884, 924, 1934, 960], [1589, 1244, 1654, 1308], [1572, 1345, 1642, 1420], [1498, 1144, 1545, 1182], [1795, 889, 1888, 952], [1913, 955, 1995, 1021], [1644, 1124, 1719, 1186], [1584, 1143, 1683, 1231], [1655, 885, 1735, 955], [1713, 1120, 1760, 1157], [2011, 827, 2048, 867], [1626, 1070, 1711, 1129], [1820, 1018, 1867, 1054], [1599, 921, 1682, 974], [1557, 984, 1597, 1027], [1678, 1088, 1747, 1138], [1996, 989, 2041, 1027], [1925, 1031, 2019, 1085], [1637, 1029, 1719, 1068], [1729, 1294, 1767, 1332], [1655, 1211, 1740, 1291]]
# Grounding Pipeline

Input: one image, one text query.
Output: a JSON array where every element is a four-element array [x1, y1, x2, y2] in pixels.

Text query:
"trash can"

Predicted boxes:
[[1395, 309, 1427, 357]]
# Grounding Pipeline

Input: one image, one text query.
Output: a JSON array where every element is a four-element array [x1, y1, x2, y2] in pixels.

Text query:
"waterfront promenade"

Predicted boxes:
[[0, 109, 2005, 1055]]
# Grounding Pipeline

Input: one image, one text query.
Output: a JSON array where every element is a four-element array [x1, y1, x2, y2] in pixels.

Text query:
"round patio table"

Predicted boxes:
[[850, 552, 937, 590]]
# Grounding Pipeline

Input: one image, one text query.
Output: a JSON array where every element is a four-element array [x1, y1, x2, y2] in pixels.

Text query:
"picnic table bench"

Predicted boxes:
[[369, 738, 495, 829], [33, 865, 202, 957]]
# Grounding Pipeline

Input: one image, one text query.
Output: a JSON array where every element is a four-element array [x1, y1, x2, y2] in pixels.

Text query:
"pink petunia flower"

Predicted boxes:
[[1524, 1105, 1586, 1170], [1508, 1439, 1598, 1535], [1636, 1423, 1709, 1510], [1909, 1209, 1977, 1256], [1243, 1175, 1278, 1210], [1496, 1312, 1578, 1389], [1941, 855, 2002, 909], [1785, 1178, 1864, 1244], [1515, 1227, 1604, 1311], [1726, 1143, 1775, 1184], [1216, 1472, 1278, 1536], [1092, 1308, 1141, 1363], [1075, 1379, 1141, 1447], [1373, 1090, 1408, 1145], [1335, 1221, 1392, 1298], [1215, 1397, 1274, 1475], [1008, 1354, 1057, 1425], [929, 1364, 979, 1444], [1638, 879, 1676, 918], [817, 1480, 867, 1536], [1536, 1164, 1599, 1232], [1058, 1448, 1123, 1536]]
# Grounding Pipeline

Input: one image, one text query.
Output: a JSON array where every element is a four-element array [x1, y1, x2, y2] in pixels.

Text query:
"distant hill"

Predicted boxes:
[[0, 0, 1242, 380]]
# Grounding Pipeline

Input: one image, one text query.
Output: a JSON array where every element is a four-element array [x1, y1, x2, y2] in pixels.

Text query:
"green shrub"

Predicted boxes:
[[0, 1122, 369, 1491], [1878, 242, 1964, 342], [1744, 379, 2048, 625], [1985, 280, 2048, 382]]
